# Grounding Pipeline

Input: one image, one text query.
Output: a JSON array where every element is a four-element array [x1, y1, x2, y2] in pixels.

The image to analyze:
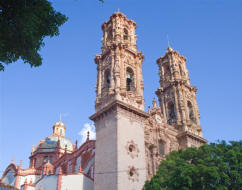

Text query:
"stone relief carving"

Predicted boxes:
[[126, 140, 140, 159], [127, 166, 139, 182]]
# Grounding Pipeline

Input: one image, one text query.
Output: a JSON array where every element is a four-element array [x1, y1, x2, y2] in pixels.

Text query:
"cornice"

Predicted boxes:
[[90, 100, 149, 121], [177, 131, 208, 143], [156, 80, 197, 94]]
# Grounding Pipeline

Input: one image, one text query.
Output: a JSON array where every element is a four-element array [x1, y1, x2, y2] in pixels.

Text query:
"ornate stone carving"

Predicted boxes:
[[126, 140, 140, 159], [127, 166, 139, 182]]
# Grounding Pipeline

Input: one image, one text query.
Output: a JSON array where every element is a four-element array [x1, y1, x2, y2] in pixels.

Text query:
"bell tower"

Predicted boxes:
[[156, 47, 207, 148], [90, 11, 148, 190], [94, 11, 145, 112]]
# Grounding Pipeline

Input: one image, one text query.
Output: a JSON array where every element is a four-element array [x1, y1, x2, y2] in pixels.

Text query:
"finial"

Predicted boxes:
[[32, 145, 35, 154], [79, 165, 83, 173], [166, 34, 170, 47], [148, 106, 151, 114], [58, 167, 63, 175], [75, 140, 78, 149], [11, 156, 14, 164], [86, 131, 90, 141], [152, 98, 157, 109], [19, 160, 22, 169], [59, 113, 62, 122]]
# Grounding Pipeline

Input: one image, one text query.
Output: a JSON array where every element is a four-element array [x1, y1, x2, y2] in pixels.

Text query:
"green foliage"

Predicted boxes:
[[0, 0, 68, 71], [143, 141, 242, 190]]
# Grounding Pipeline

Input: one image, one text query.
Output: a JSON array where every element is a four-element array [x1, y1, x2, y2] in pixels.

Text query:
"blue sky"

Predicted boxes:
[[0, 0, 242, 175]]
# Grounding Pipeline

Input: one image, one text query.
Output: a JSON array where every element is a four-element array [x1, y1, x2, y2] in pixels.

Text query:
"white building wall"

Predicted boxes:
[[62, 174, 93, 190], [19, 175, 41, 189], [35, 175, 57, 190]]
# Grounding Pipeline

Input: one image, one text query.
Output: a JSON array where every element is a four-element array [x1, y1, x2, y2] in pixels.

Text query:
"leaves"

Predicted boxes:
[[143, 141, 242, 190], [0, 0, 68, 71]]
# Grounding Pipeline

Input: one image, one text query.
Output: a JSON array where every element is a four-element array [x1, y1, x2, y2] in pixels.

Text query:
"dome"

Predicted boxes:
[[36, 136, 73, 153], [53, 121, 66, 129]]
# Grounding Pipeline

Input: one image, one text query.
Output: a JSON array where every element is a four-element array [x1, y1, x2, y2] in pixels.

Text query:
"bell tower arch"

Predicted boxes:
[[90, 11, 148, 190]]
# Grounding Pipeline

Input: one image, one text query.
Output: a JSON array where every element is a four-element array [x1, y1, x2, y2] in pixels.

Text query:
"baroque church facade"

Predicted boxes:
[[1, 12, 207, 190]]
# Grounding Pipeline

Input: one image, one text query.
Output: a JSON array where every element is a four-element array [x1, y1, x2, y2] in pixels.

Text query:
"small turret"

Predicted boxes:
[[52, 120, 66, 137]]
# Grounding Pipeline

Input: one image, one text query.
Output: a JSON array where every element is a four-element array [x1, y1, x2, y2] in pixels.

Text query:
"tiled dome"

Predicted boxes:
[[36, 136, 73, 153]]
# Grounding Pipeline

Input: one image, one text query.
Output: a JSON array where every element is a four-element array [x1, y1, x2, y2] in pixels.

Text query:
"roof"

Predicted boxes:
[[0, 183, 18, 190], [35, 136, 73, 153]]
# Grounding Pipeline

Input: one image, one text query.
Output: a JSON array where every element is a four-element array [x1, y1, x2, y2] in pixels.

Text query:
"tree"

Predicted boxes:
[[0, 0, 68, 71], [143, 141, 242, 190]]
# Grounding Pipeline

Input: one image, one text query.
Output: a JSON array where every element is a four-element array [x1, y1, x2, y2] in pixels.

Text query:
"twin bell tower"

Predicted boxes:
[[90, 11, 206, 190]]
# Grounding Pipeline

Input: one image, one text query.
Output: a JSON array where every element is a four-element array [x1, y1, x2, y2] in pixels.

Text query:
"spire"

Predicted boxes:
[[59, 113, 62, 122], [152, 98, 157, 109], [19, 160, 22, 169], [86, 131, 90, 141], [75, 140, 78, 149], [11, 156, 14, 164], [166, 46, 174, 53]]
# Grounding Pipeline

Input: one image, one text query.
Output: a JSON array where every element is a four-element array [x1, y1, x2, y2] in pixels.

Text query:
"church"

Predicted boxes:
[[0, 11, 207, 190]]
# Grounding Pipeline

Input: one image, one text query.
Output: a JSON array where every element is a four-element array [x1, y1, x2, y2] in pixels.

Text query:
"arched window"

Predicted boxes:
[[104, 69, 111, 88], [126, 67, 134, 91], [60, 129, 62, 136], [167, 101, 176, 124], [107, 30, 112, 41], [158, 141, 165, 155], [187, 101, 196, 122], [44, 156, 48, 163], [163, 65, 171, 80], [123, 28, 128, 40]]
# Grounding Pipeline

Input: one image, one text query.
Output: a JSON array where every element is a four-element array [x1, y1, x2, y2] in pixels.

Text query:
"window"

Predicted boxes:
[[123, 28, 128, 40], [167, 102, 176, 124], [163, 65, 171, 80], [158, 141, 165, 155], [49, 156, 53, 163], [107, 30, 112, 41], [60, 129, 62, 136], [187, 101, 196, 122], [104, 69, 111, 88], [126, 67, 134, 91], [44, 156, 48, 163]]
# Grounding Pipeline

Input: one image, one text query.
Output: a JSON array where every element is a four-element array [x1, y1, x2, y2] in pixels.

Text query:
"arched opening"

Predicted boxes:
[[167, 101, 176, 124], [187, 101, 196, 123], [158, 141, 165, 155], [60, 129, 62, 136], [44, 156, 48, 163], [123, 28, 128, 40], [49, 156, 53, 163], [107, 29, 112, 41], [179, 64, 182, 75], [126, 67, 134, 91], [163, 65, 171, 80], [104, 69, 111, 88]]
